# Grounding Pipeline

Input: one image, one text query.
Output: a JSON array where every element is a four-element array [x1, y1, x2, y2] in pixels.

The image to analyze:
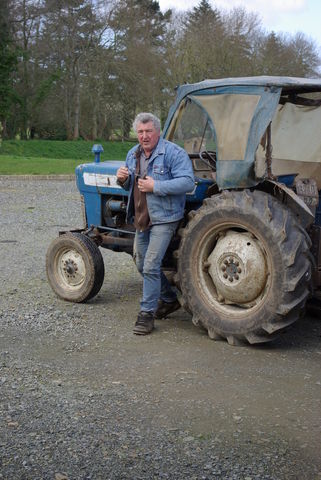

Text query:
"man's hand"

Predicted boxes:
[[138, 176, 154, 192], [116, 166, 129, 182]]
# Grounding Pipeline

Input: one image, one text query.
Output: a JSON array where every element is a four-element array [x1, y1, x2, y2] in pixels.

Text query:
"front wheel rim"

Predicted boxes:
[[55, 248, 87, 290]]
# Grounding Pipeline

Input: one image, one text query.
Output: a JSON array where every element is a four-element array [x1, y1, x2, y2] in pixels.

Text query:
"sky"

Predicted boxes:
[[158, 0, 321, 50]]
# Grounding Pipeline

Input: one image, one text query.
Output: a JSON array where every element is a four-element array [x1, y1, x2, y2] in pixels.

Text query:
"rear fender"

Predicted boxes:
[[257, 179, 315, 229]]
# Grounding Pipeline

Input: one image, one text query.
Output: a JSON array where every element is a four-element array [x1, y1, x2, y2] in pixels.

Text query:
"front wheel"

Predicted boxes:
[[178, 190, 311, 344], [46, 232, 105, 302]]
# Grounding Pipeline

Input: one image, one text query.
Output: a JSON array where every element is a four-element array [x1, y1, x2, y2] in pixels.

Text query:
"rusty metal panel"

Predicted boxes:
[[295, 178, 319, 210]]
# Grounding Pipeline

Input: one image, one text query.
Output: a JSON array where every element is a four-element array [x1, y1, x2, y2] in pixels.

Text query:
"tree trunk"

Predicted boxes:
[[73, 84, 80, 140], [92, 107, 98, 140], [64, 85, 73, 140], [73, 58, 80, 140]]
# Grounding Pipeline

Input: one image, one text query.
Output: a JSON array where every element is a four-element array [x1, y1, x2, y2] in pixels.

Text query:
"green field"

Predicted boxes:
[[0, 140, 135, 175]]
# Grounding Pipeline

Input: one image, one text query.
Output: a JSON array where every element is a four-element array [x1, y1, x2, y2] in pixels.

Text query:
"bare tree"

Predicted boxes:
[[181, 0, 226, 81], [288, 32, 320, 77], [2, 0, 320, 140], [255, 30, 320, 77], [110, 0, 171, 137], [9, 0, 43, 138], [222, 7, 263, 76], [39, 0, 110, 139]]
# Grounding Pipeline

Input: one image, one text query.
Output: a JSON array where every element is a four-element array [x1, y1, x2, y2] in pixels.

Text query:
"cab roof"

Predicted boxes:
[[176, 75, 321, 102]]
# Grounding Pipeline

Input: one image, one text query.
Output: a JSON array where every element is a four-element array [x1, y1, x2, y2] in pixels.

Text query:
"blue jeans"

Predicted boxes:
[[135, 222, 179, 313]]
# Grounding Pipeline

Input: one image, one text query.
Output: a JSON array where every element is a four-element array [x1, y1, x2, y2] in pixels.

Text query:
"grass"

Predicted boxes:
[[0, 139, 135, 175], [0, 155, 84, 175]]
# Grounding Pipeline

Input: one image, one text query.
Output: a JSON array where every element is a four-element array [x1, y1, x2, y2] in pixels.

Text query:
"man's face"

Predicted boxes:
[[136, 121, 160, 155]]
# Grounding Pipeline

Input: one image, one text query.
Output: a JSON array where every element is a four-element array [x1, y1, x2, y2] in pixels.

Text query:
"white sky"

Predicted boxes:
[[158, 0, 321, 50]]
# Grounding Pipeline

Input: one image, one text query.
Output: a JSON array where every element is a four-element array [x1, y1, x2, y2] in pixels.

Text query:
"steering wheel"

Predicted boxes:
[[199, 150, 216, 171]]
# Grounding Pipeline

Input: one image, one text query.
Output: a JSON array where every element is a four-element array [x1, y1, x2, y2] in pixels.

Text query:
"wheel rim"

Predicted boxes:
[[196, 223, 271, 315], [55, 248, 87, 290]]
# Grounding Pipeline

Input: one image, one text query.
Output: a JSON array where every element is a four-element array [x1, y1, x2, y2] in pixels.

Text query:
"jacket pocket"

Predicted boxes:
[[152, 165, 171, 180]]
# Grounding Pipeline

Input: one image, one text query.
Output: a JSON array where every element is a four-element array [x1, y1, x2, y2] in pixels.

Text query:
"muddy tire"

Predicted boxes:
[[46, 232, 105, 302], [178, 190, 311, 345]]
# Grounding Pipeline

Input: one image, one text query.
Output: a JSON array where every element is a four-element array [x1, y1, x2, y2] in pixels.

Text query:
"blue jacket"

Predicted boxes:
[[122, 138, 195, 225]]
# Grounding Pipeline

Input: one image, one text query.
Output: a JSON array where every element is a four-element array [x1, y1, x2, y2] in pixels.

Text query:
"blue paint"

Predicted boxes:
[[83, 192, 101, 226], [277, 174, 298, 187], [76, 161, 128, 227], [76, 161, 129, 196], [188, 178, 214, 202], [92, 144, 104, 163]]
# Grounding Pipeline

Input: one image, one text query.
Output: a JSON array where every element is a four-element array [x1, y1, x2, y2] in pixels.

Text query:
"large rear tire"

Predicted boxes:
[[178, 190, 311, 344], [46, 232, 105, 303]]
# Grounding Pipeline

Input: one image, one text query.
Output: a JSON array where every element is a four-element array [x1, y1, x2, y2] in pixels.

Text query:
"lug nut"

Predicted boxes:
[[229, 276, 233, 282], [235, 274, 239, 280], [221, 265, 226, 272], [224, 259, 228, 265], [223, 273, 228, 279], [202, 261, 210, 271], [237, 267, 242, 273]]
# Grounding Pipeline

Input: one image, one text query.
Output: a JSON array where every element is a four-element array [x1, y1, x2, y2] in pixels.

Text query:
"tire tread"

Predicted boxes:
[[178, 190, 311, 344]]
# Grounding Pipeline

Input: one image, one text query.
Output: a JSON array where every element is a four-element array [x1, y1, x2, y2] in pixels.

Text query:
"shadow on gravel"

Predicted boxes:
[[247, 314, 321, 353]]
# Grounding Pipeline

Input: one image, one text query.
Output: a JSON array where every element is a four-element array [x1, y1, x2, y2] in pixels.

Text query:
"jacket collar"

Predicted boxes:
[[149, 137, 165, 163]]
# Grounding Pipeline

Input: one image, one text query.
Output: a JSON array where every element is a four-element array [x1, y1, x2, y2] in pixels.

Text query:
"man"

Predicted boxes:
[[116, 112, 195, 335]]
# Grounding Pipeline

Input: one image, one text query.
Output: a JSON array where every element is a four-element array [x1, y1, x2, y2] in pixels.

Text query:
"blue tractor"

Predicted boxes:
[[46, 76, 321, 345]]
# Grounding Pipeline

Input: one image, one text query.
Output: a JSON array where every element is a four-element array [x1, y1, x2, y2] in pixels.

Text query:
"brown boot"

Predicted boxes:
[[154, 299, 181, 319], [133, 311, 154, 335]]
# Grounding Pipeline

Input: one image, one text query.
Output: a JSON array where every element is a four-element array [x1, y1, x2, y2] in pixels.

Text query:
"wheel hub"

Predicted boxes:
[[63, 259, 78, 276], [57, 250, 86, 287], [208, 230, 267, 305], [220, 256, 242, 282]]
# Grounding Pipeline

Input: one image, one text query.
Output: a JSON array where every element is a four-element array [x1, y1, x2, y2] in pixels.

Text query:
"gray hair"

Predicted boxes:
[[132, 112, 161, 133]]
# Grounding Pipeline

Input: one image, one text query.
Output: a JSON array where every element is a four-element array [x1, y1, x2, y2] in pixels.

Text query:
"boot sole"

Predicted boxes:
[[133, 328, 154, 335]]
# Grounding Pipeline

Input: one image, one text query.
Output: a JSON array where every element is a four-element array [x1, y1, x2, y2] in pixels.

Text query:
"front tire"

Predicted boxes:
[[46, 232, 105, 302], [178, 190, 311, 344]]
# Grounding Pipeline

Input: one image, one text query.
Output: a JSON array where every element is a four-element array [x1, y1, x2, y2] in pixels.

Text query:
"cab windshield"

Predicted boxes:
[[165, 91, 261, 162], [165, 96, 216, 154]]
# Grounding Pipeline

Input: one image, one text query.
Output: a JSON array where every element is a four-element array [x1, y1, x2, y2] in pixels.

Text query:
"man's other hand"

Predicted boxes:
[[138, 176, 154, 192]]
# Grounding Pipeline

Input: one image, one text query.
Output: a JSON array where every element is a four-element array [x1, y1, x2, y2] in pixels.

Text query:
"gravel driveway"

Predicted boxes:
[[0, 178, 321, 480]]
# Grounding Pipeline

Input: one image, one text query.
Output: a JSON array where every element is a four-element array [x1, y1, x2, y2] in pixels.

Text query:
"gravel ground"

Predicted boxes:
[[0, 178, 321, 480]]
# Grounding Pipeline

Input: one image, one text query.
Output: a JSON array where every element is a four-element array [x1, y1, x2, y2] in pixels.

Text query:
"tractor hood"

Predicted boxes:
[[76, 160, 128, 196]]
